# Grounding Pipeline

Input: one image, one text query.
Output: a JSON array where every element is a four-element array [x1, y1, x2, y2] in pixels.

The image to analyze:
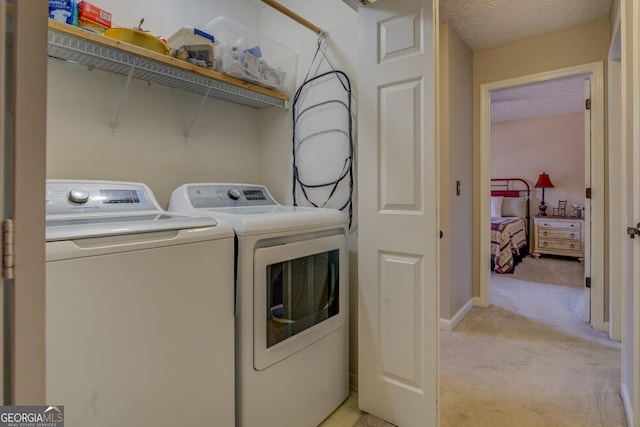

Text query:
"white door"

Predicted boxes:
[[621, 0, 640, 423], [357, 0, 439, 425], [583, 79, 592, 323]]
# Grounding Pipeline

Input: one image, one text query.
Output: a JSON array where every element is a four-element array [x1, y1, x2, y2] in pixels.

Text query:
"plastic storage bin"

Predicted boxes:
[[166, 26, 219, 70], [202, 16, 298, 96]]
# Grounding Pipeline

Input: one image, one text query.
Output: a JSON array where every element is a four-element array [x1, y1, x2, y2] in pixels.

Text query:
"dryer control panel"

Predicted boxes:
[[46, 180, 161, 215], [180, 184, 278, 209]]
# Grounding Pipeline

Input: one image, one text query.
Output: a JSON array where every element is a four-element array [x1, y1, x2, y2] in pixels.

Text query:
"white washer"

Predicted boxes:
[[169, 183, 349, 427], [45, 180, 235, 427]]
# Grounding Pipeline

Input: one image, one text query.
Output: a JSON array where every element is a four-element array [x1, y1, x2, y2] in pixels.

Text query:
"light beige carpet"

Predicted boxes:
[[356, 257, 625, 427], [510, 255, 584, 288], [441, 258, 625, 426]]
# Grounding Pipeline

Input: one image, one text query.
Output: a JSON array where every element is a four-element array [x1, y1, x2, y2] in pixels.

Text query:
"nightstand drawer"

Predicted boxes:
[[538, 229, 581, 240], [538, 238, 582, 252], [537, 219, 582, 230]]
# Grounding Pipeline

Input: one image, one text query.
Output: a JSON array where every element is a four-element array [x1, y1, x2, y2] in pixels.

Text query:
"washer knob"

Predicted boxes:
[[228, 189, 241, 201], [68, 188, 90, 204]]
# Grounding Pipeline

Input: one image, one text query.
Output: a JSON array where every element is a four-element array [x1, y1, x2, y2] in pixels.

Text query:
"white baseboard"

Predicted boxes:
[[473, 296, 482, 306], [621, 382, 634, 427], [440, 298, 474, 331]]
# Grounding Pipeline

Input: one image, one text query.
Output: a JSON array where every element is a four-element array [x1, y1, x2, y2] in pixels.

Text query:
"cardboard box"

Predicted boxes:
[[78, 16, 109, 33], [77, 1, 111, 28]]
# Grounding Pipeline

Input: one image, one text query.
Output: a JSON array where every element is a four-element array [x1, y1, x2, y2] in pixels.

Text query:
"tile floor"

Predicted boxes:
[[318, 389, 362, 427]]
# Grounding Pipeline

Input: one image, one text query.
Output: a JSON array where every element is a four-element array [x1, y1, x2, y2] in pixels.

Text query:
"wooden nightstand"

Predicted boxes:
[[532, 216, 584, 263]]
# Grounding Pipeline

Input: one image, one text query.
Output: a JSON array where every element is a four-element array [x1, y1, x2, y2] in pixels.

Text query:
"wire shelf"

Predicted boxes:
[[47, 27, 286, 109]]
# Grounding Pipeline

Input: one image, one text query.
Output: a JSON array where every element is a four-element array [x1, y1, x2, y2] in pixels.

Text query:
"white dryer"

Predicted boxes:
[[45, 180, 235, 427], [169, 183, 349, 427]]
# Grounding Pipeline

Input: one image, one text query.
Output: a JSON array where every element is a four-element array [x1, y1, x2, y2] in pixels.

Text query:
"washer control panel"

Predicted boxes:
[[46, 180, 159, 215], [184, 184, 277, 208]]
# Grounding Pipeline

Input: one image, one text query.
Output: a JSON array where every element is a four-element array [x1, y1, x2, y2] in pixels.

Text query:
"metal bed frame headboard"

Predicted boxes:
[[491, 177, 531, 248]]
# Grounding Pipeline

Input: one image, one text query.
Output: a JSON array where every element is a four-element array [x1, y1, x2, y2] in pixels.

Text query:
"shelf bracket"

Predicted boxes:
[[184, 87, 212, 143], [110, 66, 135, 134]]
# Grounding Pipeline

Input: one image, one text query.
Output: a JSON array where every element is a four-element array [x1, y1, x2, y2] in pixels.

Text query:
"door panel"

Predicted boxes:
[[380, 252, 423, 390], [380, 79, 422, 210], [357, 0, 439, 425]]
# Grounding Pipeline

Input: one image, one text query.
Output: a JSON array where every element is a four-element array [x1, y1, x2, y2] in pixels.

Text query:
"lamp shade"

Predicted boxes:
[[534, 172, 554, 189]]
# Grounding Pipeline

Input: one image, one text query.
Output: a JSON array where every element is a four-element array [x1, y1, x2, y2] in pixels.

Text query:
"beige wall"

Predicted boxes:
[[46, 0, 263, 207], [47, 60, 263, 208], [257, 0, 357, 204], [439, 23, 473, 321], [472, 19, 610, 297], [47, 0, 359, 384], [257, 0, 359, 385], [439, 24, 451, 318], [610, 0, 620, 41], [47, 0, 357, 208], [491, 112, 586, 216]]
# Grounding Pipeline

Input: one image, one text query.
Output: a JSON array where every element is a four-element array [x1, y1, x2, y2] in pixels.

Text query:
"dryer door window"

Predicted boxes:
[[266, 249, 339, 348], [253, 234, 346, 371]]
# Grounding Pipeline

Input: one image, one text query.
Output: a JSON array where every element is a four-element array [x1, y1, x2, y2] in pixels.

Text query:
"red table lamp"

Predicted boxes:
[[534, 172, 555, 216]]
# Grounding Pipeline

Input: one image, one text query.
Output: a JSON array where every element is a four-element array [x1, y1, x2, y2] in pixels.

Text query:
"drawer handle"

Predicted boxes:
[[543, 242, 548, 247], [571, 224, 575, 227], [570, 244, 575, 249], [543, 231, 548, 236], [570, 233, 575, 238]]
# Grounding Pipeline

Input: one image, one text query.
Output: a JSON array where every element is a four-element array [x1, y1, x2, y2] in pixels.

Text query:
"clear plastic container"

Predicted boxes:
[[202, 16, 298, 95]]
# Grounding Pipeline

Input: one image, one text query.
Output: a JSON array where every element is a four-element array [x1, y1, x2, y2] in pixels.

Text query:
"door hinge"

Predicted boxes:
[[585, 277, 591, 288], [2, 219, 14, 279], [586, 187, 592, 199], [585, 98, 591, 110]]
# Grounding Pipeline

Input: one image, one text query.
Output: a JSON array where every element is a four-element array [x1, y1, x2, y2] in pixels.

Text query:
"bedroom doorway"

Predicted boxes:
[[478, 62, 607, 333]]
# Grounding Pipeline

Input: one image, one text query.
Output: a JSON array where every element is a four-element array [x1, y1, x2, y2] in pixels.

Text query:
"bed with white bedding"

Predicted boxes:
[[491, 178, 531, 274]]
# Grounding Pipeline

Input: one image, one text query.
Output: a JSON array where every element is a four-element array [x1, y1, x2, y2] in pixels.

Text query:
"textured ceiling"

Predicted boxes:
[[439, 0, 610, 122], [491, 76, 587, 122], [440, 0, 612, 52]]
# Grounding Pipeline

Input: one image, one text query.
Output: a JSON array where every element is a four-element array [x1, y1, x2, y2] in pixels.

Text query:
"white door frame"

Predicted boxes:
[[9, 0, 48, 403], [621, 0, 640, 423], [583, 78, 593, 323], [478, 62, 606, 333], [0, 0, 6, 404], [607, 12, 622, 342]]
